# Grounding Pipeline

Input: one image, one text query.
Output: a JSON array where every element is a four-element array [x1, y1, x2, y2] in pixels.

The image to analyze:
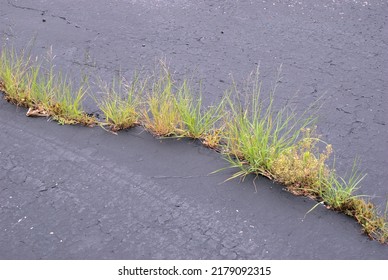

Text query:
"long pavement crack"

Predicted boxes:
[[8, 0, 83, 30], [7, 0, 47, 14]]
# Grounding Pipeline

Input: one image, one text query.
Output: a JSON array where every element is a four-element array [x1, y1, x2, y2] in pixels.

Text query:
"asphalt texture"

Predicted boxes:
[[1, 0, 388, 259]]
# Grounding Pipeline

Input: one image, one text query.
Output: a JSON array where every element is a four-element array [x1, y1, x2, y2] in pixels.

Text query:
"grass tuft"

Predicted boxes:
[[0, 46, 35, 106], [221, 68, 315, 180], [97, 76, 144, 131], [0, 45, 95, 126], [316, 162, 387, 242], [345, 198, 388, 243], [271, 127, 332, 196], [49, 75, 95, 125], [175, 80, 225, 148], [319, 161, 365, 210], [141, 62, 182, 137]]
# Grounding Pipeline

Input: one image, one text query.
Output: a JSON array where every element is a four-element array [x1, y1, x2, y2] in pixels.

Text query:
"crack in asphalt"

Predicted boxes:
[[7, 0, 47, 14], [70, 59, 113, 72], [8, 0, 82, 29]]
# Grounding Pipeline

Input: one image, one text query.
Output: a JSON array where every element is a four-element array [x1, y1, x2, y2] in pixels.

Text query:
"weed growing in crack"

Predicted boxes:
[[319, 160, 366, 210], [175, 80, 226, 148], [141, 64, 226, 146], [141, 62, 183, 137], [220, 67, 315, 181], [49, 75, 95, 125], [271, 127, 332, 196], [316, 161, 388, 242], [97, 75, 144, 131], [0, 45, 95, 125], [345, 198, 388, 243], [0, 46, 35, 106]]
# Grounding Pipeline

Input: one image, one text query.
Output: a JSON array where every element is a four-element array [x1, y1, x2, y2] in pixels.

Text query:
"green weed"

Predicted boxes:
[[0, 46, 34, 105], [98, 76, 144, 131], [344, 198, 388, 243], [317, 162, 387, 242], [271, 127, 332, 196], [49, 75, 95, 125], [0, 45, 95, 125], [141, 63, 182, 137], [221, 68, 315, 181], [175, 80, 225, 148], [319, 161, 366, 210]]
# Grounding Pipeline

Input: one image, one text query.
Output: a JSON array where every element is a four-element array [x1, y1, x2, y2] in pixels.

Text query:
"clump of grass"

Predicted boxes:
[[0, 45, 95, 126], [27, 64, 55, 108], [201, 128, 224, 150], [271, 127, 332, 196], [317, 162, 387, 242], [319, 161, 365, 210], [49, 75, 95, 125], [221, 68, 315, 181], [141, 63, 182, 137], [345, 198, 388, 243], [175, 80, 225, 148], [0, 46, 36, 106], [97, 76, 144, 131], [142, 64, 226, 145]]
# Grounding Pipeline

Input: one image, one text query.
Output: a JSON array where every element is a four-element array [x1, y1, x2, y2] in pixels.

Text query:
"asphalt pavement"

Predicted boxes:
[[0, 0, 387, 259]]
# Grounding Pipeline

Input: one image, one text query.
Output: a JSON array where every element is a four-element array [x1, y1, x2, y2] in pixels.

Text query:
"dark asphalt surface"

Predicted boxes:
[[1, 0, 388, 259]]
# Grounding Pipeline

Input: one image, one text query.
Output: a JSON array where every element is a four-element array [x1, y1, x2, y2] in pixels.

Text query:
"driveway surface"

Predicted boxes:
[[0, 0, 387, 259]]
